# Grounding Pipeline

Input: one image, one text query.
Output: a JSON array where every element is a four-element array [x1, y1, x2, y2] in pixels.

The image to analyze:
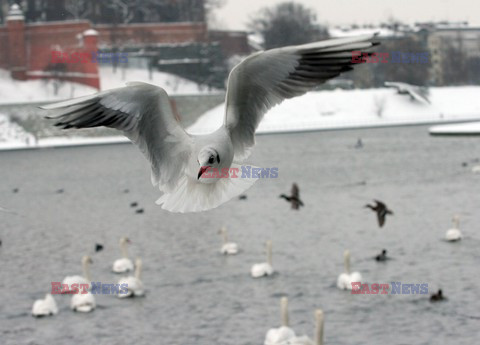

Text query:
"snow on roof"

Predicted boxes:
[[83, 29, 99, 36], [7, 3, 24, 21], [328, 27, 404, 38]]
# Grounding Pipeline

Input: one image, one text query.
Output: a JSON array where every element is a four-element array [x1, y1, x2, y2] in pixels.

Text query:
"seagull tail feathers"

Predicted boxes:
[[156, 163, 258, 213]]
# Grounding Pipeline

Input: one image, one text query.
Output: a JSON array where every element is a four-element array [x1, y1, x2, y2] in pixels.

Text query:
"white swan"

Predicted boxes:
[[118, 258, 145, 298], [61, 255, 92, 292], [251, 240, 274, 278], [445, 215, 462, 241], [112, 237, 134, 273], [337, 250, 362, 290], [264, 297, 296, 345], [32, 294, 58, 317], [71, 291, 96, 312], [471, 165, 480, 173], [288, 309, 324, 345], [219, 226, 239, 255]]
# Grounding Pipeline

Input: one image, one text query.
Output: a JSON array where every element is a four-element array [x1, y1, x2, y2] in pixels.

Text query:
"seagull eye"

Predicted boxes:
[[208, 155, 214, 164]]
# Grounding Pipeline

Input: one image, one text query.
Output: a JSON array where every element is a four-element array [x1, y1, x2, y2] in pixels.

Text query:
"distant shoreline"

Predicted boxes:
[[3, 117, 480, 153], [0, 136, 130, 152]]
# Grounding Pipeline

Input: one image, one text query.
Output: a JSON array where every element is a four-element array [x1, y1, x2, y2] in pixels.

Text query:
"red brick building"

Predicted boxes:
[[0, 4, 250, 90]]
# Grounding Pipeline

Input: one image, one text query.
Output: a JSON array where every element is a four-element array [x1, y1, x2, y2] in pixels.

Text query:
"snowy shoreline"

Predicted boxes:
[[187, 86, 480, 135], [0, 136, 130, 152], [2, 85, 480, 152], [2, 117, 480, 153]]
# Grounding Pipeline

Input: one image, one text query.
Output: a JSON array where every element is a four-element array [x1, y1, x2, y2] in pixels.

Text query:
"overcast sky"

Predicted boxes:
[[212, 0, 480, 30]]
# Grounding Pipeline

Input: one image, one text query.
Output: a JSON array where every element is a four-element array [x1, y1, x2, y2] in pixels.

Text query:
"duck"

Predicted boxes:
[[95, 243, 104, 252], [32, 294, 58, 317], [337, 250, 362, 290], [430, 289, 445, 302], [375, 249, 387, 261], [355, 138, 363, 149], [279, 183, 304, 210], [219, 226, 239, 255], [112, 237, 134, 273], [365, 200, 393, 227], [251, 240, 274, 278]]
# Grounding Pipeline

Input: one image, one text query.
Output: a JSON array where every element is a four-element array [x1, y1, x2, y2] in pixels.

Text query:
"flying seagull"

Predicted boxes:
[[365, 200, 393, 227], [280, 183, 304, 210], [384, 81, 430, 104], [42, 34, 378, 213]]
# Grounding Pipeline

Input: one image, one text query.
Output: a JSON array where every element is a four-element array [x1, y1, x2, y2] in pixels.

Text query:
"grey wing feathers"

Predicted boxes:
[[42, 82, 192, 192], [224, 34, 379, 159]]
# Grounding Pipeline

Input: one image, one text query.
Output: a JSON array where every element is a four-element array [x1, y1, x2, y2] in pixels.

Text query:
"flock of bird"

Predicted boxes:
[[25, 176, 462, 323], [0, 31, 468, 342], [225, 190, 460, 343], [31, 236, 143, 317], [340, 197, 460, 302]]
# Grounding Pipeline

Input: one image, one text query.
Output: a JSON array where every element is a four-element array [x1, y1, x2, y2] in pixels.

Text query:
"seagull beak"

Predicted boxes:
[[198, 166, 209, 180]]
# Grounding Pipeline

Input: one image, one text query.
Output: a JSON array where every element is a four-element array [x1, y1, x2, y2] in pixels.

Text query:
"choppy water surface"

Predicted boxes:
[[1, 126, 479, 345]]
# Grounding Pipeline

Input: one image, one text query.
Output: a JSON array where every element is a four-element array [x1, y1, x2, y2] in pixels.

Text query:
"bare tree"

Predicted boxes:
[[64, 0, 93, 20], [106, 0, 135, 24], [249, 2, 328, 49]]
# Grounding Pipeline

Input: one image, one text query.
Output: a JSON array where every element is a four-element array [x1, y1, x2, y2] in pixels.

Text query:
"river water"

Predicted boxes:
[[1, 126, 479, 344]]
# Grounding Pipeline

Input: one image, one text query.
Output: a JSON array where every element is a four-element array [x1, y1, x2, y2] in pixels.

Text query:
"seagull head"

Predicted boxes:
[[197, 147, 220, 180]]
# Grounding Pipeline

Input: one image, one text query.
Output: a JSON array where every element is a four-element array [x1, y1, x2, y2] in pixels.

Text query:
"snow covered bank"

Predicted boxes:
[[3, 85, 480, 152], [0, 112, 130, 151], [187, 86, 480, 135], [0, 134, 129, 151], [0, 66, 218, 105], [0, 114, 37, 147]]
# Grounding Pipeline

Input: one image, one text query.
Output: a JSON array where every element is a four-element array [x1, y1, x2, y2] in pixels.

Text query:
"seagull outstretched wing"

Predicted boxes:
[[42, 82, 193, 193], [224, 34, 378, 159]]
